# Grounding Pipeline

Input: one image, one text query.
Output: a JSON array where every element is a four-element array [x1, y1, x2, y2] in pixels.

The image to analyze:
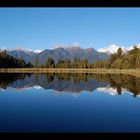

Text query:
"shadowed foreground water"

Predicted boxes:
[[0, 73, 140, 132]]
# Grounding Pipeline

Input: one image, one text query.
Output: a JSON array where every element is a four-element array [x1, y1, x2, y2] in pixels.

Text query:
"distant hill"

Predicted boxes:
[[4, 45, 109, 64], [0, 50, 32, 68]]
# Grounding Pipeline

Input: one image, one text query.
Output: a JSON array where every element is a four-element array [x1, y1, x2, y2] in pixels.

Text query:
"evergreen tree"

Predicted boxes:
[[45, 57, 55, 68], [117, 47, 123, 58], [0, 51, 30, 68]]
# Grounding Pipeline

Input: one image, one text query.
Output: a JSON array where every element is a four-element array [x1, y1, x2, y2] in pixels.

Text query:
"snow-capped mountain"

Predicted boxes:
[[34, 50, 42, 54], [6, 49, 36, 64], [38, 45, 109, 64], [96, 87, 127, 96], [2, 43, 140, 65], [0, 45, 109, 64], [98, 44, 140, 54]]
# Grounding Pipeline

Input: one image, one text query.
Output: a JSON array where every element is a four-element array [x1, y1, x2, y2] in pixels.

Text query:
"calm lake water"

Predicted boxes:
[[0, 73, 140, 132]]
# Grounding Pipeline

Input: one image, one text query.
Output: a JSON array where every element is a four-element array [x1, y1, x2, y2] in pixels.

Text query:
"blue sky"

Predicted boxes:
[[0, 8, 140, 51]]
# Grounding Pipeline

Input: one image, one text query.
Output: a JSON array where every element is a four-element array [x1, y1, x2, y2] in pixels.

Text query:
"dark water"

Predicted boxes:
[[0, 73, 140, 132]]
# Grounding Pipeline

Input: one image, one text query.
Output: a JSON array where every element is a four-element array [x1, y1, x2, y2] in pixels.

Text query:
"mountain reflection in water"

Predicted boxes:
[[0, 73, 140, 97]]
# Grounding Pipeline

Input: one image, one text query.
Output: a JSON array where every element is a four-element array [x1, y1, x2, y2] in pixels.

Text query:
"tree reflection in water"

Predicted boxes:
[[0, 73, 140, 97]]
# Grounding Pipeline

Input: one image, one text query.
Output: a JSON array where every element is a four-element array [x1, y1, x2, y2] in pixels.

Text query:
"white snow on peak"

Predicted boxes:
[[98, 44, 140, 54], [13, 47, 32, 52], [98, 44, 124, 54], [53, 42, 81, 49], [34, 50, 42, 53], [32, 85, 42, 89], [127, 44, 140, 51], [96, 87, 126, 96], [71, 42, 80, 47], [0, 47, 42, 54]]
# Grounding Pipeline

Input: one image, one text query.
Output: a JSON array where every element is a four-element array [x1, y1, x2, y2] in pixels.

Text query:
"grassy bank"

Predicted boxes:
[[0, 68, 140, 77]]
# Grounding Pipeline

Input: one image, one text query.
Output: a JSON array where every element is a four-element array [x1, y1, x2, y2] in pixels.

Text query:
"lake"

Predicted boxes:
[[0, 73, 140, 132]]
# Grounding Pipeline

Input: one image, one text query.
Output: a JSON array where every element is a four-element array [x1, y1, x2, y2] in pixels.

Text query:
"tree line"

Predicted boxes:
[[0, 50, 33, 68], [1, 73, 140, 97], [1, 45, 140, 69], [92, 45, 140, 69], [35, 45, 140, 69], [35, 57, 89, 68]]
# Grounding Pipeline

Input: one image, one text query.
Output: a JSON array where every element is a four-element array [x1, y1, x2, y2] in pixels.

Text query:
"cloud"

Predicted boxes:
[[71, 42, 80, 47], [0, 46, 34, 52], [0, 46, 43, 53], [0, 46, 7, 50], [52, 44, 66, 49], [13, 47, 32, 52], [51, 42, 80, 49], [0, 46, 9, 51]]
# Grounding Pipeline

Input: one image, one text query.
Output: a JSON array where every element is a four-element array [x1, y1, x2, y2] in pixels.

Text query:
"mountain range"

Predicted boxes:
[[1, 45, 110, 64], [7, 74, 109, 93], [98, 44, 140, 54], [1, 43, 139, 65]]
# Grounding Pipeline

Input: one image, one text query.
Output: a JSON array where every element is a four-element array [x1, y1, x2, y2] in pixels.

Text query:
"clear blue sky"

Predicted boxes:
[[0, 8, 140, 51]]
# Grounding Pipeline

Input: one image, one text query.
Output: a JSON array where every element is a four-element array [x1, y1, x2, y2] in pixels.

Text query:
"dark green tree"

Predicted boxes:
[[45, 57, 55, 68], [117, 47, 123, 58]]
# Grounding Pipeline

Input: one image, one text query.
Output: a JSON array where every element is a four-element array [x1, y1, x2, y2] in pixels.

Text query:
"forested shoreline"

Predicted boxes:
[[0, 45, 140, 69], [0, 50, 33, 68]]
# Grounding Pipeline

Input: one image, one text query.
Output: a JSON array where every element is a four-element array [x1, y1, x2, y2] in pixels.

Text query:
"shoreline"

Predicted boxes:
[[0, 68, 140, 77]]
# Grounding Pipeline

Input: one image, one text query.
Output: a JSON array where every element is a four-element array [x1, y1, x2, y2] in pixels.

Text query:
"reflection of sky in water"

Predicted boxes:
[[1, 73, 140, 97], [0, 74, 140, 132], [0, 84, 137, 98], [0, 86, 140, 132]]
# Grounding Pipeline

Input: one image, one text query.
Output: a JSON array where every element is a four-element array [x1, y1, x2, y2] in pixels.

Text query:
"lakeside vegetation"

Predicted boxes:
[[1, 45, 140, 73], [0, 73, 31, 89], [34, 45, 140, 69], [0, 68, 140, 77], [92, 45, 140, 69], [0, 50, 33, 68], [0, 73, 140, 97]]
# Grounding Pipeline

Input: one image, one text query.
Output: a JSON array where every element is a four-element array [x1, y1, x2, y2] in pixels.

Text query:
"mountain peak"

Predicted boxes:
[[86, 47, 95, 51], [98, 44, 140, 55], [53, 42, 81, 50], [98, 44, 121, 54], [1, 45, 110, 64], [34, 50, 42, 54], [13, 47, 32, 52], [71, 42, 80, 47]]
